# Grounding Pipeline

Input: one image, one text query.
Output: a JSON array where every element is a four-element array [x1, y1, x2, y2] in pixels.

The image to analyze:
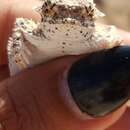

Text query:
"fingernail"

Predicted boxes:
[[67, 46, 130, 117]]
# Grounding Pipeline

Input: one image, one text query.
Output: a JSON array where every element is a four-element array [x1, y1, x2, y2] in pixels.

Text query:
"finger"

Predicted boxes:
[[0, 55, 127, 130], [0, 0, 41, 65], [0, 65, 9, 82], [106, 108, 130, 130]]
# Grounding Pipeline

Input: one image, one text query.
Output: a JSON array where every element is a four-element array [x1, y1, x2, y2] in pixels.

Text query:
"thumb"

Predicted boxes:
[[0, 54, 127, 130]]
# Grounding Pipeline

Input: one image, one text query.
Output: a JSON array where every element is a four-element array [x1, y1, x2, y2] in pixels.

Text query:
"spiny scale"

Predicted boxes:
[[8, 0, 121, 76]]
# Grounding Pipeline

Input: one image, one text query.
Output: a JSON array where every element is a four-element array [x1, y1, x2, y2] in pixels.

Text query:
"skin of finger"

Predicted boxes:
[[106, 108, 130, 130], [0, 0, 41, 65], [0, 65, 9, 82], [0, 55, 126, 130]]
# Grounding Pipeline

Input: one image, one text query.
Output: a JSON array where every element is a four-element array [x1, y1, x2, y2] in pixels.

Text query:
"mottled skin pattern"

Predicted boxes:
[[8, 0, 121, 76]]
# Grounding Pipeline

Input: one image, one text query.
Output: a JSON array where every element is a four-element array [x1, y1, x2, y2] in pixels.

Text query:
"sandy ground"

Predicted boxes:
[[95, 0, 130, 31]]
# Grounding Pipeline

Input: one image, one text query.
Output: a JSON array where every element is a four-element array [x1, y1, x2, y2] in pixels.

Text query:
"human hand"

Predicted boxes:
[[0, 0, 130, 130]]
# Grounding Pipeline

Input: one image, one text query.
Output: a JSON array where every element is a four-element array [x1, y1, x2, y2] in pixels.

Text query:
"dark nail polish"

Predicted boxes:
[[67, 46, 130, 117]]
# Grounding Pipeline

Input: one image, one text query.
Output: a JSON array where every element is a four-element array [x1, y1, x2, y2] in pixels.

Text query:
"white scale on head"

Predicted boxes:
[[8, 0, 122, 76]]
